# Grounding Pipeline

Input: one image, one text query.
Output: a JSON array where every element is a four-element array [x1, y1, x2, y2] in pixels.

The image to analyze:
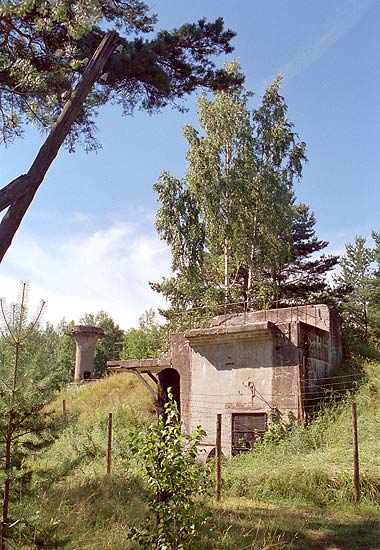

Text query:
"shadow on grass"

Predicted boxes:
[[18, 471, 380, 549], [24, 472, 147, 549], [206, 501, 380, 550]]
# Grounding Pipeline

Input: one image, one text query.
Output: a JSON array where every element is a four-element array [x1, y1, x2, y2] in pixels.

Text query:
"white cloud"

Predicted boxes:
[[66, 211, 96, 230], [279, 1, 374, 80], [0, 217, 171, 330]]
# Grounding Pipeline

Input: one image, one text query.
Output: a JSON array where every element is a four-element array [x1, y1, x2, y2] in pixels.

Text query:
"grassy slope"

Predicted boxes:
[[20, 374, 154, 549], [17, 363, 380, 549], [221, 360, 380, 549], [224, 361, 380, 505]]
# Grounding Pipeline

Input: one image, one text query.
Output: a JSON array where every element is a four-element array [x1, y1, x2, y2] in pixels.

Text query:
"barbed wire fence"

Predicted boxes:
[[60, 368, 366, 502]]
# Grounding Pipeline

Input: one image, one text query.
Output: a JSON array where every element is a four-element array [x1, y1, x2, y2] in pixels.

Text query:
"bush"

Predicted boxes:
[[128, 394, 211, 549]]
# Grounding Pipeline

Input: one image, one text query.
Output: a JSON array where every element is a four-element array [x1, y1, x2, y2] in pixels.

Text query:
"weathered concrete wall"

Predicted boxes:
[[299, 322, 329, 389], [270, 323, 300, 417], [210, 304, 332, 332], [169, 333, 192, 434], [298, 311, 342, 400], [70, 325, 105, 382], [328, 308, 343, 373], [73, 334, 98, 381], [185, 330, 274, 457]]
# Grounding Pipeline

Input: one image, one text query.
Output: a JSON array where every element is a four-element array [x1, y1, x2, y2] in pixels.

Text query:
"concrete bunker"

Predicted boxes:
[[108, 304, 342, 456]]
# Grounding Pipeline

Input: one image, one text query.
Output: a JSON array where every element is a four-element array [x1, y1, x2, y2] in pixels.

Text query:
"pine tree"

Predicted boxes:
[[334, 236, 374, 340], [0, 283, 58, 549], [269, 204, 338, 306], [0, 2, 241, 262], [0, 2, 239, 148]]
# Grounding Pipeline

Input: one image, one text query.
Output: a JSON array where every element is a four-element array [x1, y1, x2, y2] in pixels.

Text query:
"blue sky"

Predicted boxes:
[[0, 0, 379, 329]]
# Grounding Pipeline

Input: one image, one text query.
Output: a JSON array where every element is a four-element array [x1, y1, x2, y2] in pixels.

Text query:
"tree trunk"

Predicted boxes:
[[223, 142, 231, 308], [0, 31, 119, 262], [224, 239, 230, 308], [247, 208, 258, 308], [0, 411, 13, 550]]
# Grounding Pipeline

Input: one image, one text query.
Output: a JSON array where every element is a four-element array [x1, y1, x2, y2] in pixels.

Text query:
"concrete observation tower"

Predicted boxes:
[[69, 325, 106, 383]]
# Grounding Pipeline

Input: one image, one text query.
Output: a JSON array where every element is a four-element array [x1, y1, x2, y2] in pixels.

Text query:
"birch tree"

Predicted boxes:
[[152, 63, 307, 322]]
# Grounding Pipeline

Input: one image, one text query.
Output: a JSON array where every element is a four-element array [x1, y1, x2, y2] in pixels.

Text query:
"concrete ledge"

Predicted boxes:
[[184, 321, 275, 344], [107, 357, 170, 372], [210, 304, 331, 331], [69, 325, 106, 337]]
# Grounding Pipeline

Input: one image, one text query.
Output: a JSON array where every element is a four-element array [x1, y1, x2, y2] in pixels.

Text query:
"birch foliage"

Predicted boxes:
[[153, 63, 307, 321], [334, 235, 376, 341]]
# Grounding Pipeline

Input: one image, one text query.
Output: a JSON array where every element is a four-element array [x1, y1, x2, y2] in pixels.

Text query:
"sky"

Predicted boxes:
[[0, 0, 379, 330]]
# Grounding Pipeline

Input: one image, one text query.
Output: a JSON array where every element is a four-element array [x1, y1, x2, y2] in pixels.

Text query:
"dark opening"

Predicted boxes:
[[157, 368, 180, 419], [205, 447, 216, 462], [232, 413, 267, 455], [83, 371, 91, 380]]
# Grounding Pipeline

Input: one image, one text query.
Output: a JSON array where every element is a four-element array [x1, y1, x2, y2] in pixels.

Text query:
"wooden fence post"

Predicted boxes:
[[352, 402, 360, 503], [62, 399, 66, 416], [106, 412, 113, 476], [215, 414, 222, 502]]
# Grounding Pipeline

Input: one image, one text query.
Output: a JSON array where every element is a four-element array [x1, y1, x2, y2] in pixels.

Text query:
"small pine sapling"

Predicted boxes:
[[0, 283, 58, 549]]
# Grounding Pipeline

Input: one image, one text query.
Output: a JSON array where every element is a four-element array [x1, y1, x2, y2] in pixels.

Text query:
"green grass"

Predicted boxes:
[[12, 363, 380, 549], [208, 499, 380, 550], [223, 361, 380, 508], [15, 374, 152, 549]]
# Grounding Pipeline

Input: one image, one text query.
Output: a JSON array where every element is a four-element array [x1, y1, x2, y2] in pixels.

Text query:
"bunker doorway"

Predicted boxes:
[[157, 368, 180, 419], [231, 412, 267, 455]]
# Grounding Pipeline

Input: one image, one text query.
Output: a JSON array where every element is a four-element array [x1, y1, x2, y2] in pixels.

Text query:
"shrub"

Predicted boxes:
[[128, 394, 210, 549]]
